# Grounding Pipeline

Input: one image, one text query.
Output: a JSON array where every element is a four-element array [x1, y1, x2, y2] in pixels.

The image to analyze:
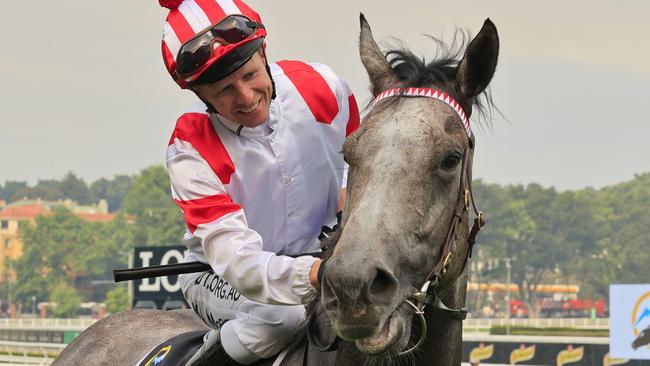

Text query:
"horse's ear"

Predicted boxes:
[[456, 19, 499, 101], [359, 13, 399, 96]]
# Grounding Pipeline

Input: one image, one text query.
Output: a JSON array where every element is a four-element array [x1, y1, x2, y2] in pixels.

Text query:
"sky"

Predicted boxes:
[[1, 0, 648, 191]]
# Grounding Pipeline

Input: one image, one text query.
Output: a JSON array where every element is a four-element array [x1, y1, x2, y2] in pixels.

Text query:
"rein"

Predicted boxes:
[[307, 87, 485, 357]]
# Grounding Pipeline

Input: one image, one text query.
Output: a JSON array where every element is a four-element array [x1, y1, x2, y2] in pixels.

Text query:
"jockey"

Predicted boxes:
[[159, 0, 360, 365]]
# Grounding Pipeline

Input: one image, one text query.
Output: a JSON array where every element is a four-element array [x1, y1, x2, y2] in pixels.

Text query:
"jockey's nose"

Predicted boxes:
[[322, 257, 399, 313], [234, 84, 256, 106]]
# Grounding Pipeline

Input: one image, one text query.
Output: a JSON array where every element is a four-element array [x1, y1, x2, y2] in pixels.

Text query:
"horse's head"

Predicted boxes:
[[632, 326, 650, 350], [321, 15, 498, 355]]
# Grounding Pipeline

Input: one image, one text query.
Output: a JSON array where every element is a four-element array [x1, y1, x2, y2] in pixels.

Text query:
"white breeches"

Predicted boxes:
[[179, 271, 306, 365]]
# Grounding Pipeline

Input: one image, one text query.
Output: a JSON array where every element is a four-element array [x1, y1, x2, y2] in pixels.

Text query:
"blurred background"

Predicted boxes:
[[0, 0, 649, 364]]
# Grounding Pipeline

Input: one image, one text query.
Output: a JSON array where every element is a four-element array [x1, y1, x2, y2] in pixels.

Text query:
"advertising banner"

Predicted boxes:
[[133, 246, 187, 309], [462, 341, 643, 365], [610, 284, 650, 360]]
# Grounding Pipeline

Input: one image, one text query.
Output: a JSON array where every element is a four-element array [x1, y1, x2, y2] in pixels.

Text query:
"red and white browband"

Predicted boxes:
[[372, 88, 471, 138]]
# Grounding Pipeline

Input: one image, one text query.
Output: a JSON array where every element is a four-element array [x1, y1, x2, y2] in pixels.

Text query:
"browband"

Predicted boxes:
[[373, 88, 472, 139]]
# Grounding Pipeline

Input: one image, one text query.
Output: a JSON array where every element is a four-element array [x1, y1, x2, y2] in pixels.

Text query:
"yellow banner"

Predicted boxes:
[[469, 343, 494, 363], [603, 352, 629, 366], [556, 346, 584, 366], [510, 344, 535, 365]]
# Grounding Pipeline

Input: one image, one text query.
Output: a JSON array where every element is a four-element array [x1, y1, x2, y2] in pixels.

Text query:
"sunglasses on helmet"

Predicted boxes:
[[176, 15, 264, 80]]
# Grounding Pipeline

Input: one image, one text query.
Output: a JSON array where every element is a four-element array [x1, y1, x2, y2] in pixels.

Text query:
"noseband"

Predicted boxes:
[[308, 87, 485, 356]]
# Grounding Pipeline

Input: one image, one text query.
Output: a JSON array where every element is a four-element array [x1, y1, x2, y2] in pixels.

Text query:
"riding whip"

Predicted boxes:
[[113, 252, 324, 283]]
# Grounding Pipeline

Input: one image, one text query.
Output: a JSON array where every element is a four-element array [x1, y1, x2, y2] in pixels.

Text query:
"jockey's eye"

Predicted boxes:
[[441, 151, 462, 171]]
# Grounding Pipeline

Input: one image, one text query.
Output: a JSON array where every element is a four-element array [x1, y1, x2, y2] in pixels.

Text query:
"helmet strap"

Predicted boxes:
[[260, 46, 277, 100]]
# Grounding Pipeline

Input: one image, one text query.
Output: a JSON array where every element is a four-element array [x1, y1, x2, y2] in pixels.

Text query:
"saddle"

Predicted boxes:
[[136, 328, 299, 366], [136, 330, 208, 366]]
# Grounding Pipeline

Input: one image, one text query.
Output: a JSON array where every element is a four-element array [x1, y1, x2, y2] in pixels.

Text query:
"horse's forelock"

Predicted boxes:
[[376, 30, 498, 130]]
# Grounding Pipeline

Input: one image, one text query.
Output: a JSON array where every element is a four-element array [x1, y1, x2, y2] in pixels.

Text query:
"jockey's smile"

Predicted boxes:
[[193, 49, 273, 128]]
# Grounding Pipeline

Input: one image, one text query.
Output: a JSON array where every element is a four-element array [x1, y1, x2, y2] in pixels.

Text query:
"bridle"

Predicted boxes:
[[308, 87, 486, 357], [399, 141, 484, 355]]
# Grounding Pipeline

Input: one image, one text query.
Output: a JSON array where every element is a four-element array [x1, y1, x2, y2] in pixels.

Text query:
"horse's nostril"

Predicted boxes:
[[368, 268, 398, 303]]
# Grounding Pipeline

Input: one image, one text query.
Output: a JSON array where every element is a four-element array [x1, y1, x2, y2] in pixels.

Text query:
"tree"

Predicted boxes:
[[60, 172, 93, 205], [0, 181, 27, 202], [90, 175, 134, 212], [105, 287, 130, 314], [121, 166, 185, 246], [49, 282, 82, 318], [595, 173, 650, 293], [14, 207, 107, 302], [10, 182, 63, 202]]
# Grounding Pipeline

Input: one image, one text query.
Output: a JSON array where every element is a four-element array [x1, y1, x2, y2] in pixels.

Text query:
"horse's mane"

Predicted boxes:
[[370, 30, 497, 127]]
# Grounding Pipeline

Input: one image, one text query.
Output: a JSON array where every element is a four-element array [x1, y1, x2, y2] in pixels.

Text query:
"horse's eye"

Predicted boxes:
[[441, 152, 462, 171]]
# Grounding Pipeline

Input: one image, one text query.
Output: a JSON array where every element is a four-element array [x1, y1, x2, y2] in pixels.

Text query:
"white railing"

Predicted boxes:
[[0, 340, 65, 365], [463, 317, 609, 329], [0, 318, 97, 330], [0, 317, 609, 331]]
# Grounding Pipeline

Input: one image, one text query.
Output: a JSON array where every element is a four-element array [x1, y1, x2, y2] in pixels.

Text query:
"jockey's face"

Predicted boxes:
[[194, 49, 273, 128]]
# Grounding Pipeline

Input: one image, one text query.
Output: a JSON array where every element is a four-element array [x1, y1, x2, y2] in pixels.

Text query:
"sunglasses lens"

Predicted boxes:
[[176, 15, 258, 79], [213, 16, 254, 44], [177, 35, 212, 75]]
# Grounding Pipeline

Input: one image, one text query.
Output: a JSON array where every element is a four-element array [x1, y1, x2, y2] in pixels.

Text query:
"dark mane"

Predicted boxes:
[[371, 31, 497, 127], [386, 33, 464, 89]]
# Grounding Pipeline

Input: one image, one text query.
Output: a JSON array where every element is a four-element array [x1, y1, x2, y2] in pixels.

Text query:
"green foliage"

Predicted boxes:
[[90, 175, 133, 212], [8, 173, 93, 204], [2, 173, 133, 208], [10, 180, 64, 202], [12, 207, 135, 304], [11, 166, 181, 307], [13, 207, 90, 302], [0, 181, 28, 201], [49, 282, 82, 318], [122, 166, 184, 246], [471, 175, 650, 312], [105, 287, 130, 314], [60, 172, 93, 205]]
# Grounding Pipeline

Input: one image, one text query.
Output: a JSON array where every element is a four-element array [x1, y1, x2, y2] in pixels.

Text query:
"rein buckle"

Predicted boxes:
[[477, 211, 485, 229], [442, 252, 452, 273]]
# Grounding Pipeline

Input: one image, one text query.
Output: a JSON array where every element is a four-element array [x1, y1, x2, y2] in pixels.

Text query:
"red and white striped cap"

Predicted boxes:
[[160, 0, 266, 88]]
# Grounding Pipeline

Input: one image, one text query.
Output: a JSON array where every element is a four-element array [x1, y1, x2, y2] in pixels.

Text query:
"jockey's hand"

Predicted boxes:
[[309, 259, 326, 290]]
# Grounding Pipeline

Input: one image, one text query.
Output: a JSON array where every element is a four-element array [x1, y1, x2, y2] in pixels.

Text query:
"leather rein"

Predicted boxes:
[[307, 88, 486, 356]]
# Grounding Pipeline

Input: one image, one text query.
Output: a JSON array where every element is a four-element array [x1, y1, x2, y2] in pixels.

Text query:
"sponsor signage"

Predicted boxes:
[[462, 341, 646, 365], [556, 345, 584, 366], [603, 353, 630, 366], [469, 342, 494, 363], [610, 284, 650, 360], [133, 246, 187, 309], [510, 344, 536, 365]]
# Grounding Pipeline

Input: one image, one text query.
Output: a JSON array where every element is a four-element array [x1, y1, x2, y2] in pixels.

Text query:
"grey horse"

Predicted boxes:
[[54, 14, 498, 366]]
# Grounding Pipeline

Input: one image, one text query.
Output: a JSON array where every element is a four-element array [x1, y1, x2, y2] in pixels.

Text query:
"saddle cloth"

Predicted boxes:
[[136, 330, 208, 366], [135, 329, 293, 366]]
